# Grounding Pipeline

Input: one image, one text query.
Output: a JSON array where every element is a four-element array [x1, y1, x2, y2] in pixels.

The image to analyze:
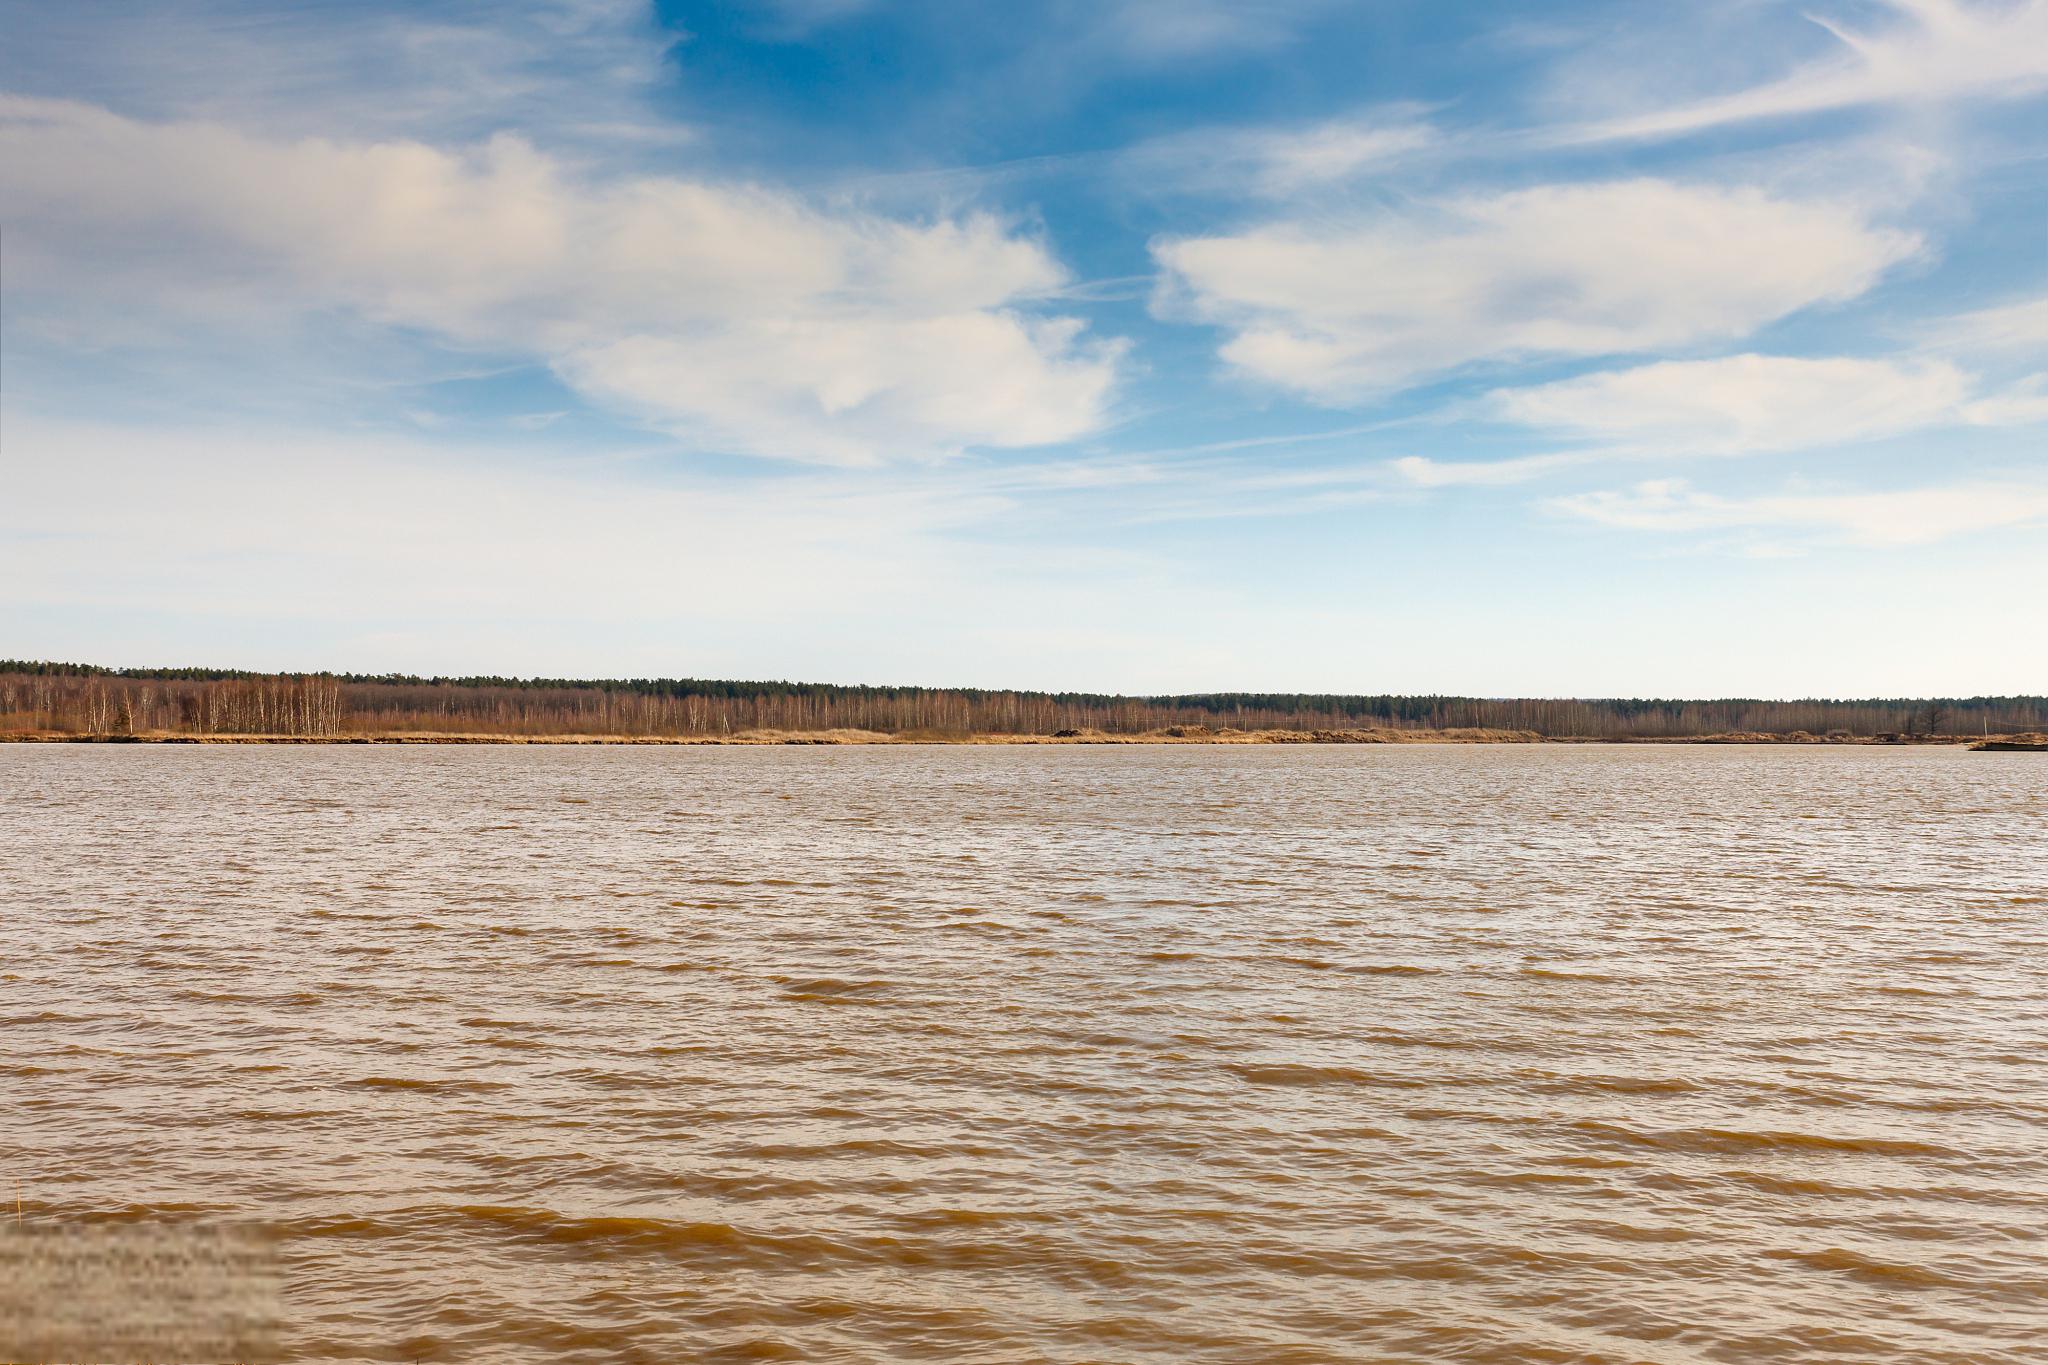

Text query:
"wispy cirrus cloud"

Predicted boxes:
[[1125, 108, 1439, 198], [0, 0, 681, 149], [1391, 352, 2045, 487], [1391, 454, 1586, 488], [1552, 477, 2048, 546], [1083, 0, 1344, 60], [1489, 354, 1976, 453], [1919, 291, 2048, 354], [1567, 0, 2048, 144]]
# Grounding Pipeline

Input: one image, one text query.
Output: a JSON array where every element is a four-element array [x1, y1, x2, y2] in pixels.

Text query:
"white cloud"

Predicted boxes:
[[1922, 292, 2048, 353], [0, 0, 679, 149], [1128, 111, 1437, 197], [556, 316, 1121, 464], [1248, 118, 1436, 193], [1552, 477, 2048, 546], [1153, 179, 1918, 402], [1391, 454, 1585, 488], [1393, 353, 2044, 488], [1961, 375, 2048, 426], [1089, 0, 1340, 59], [1576, 0, 2048, 143], [0, 96, 1122, 464], [1491, 354, 1973, 453]]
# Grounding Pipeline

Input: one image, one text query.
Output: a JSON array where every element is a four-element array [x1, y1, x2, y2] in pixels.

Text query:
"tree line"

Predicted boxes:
[[2, 671, 346, 737], [3, 662, 2042, 739]]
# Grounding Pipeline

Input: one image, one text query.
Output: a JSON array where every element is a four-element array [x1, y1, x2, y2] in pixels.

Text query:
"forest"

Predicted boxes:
[[2, 661, 2041, 740]]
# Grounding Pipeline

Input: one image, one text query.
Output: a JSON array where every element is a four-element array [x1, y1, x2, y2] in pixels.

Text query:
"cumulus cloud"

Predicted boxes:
[[1153, 179, 1918, 402], [1575, 0, 2048, 143], [557, 316, 1120, 465], [1552, 477, 2048, 546], [0, 96, 1122, 464]]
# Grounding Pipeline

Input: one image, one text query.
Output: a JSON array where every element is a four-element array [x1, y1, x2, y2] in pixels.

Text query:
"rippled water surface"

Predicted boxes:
[[5, 745, 2047, 1363]]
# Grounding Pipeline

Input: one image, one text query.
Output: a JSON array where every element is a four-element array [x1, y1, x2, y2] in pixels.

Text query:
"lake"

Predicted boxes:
[[4, 745, 2044, 1363]]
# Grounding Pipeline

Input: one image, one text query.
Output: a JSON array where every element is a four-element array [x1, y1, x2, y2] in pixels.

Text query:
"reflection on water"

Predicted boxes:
[[4, 745, 2045, 1363]]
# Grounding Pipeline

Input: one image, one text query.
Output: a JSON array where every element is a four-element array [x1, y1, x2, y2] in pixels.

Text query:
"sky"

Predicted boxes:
[[2, 0, 2044, 696]]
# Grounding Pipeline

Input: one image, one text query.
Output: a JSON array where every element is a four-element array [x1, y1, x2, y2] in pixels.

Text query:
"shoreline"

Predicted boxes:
[[2, 729, 2026, 747]]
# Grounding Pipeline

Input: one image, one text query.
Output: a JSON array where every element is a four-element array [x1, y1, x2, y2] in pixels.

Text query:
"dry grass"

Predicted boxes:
[[1969, 732, 2048, 751], [1, 725, 1588, 745], [0, 726, 2022, 747]]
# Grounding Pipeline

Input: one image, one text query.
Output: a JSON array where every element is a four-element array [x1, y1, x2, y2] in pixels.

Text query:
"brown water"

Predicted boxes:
[[4, 745, 2046, 1364]]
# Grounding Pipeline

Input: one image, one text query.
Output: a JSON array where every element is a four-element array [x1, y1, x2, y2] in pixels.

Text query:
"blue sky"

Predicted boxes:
[[2, 0, 2044, 694]]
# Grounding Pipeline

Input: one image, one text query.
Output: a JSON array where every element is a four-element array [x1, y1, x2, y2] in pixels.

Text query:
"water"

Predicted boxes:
[[4, 744, 2045, 1363]]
